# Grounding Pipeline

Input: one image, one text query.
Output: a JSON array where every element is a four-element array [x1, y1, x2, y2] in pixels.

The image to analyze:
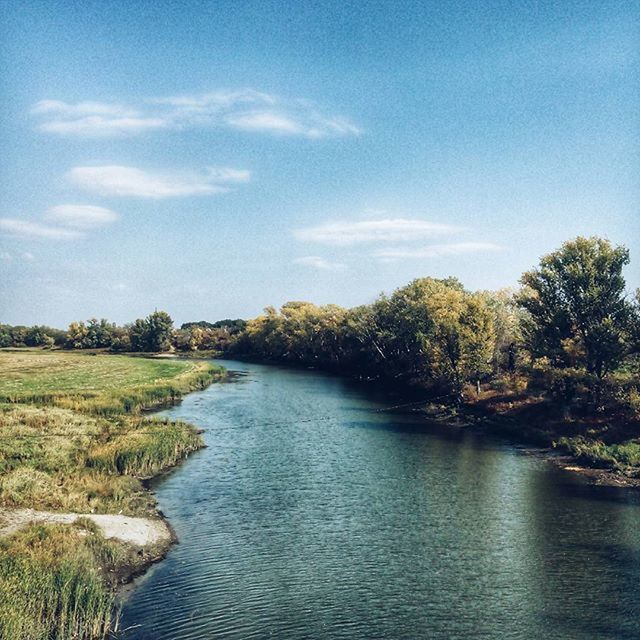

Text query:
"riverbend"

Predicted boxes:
[[120, 359, 640, 640]]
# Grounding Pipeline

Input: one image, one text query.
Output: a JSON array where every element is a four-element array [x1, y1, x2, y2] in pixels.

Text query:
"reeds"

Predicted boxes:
[[0, 351, 223, 638], [0, 522, 120, 640]]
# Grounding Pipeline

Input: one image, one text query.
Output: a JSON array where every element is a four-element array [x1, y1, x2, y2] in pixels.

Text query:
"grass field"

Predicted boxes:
[[0, 349, 224, 639], [0, 350, 216, 408]]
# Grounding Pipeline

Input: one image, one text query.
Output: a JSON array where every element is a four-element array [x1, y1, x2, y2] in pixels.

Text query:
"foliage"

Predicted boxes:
[[181, 318, 247, 331], [127, 311, 174, 352], [66, 318, 117, 349], [0, 324, 65, 348], [517, 236, 633, 380], [557, 436, 640, 471], [233, 278, 496, 392]]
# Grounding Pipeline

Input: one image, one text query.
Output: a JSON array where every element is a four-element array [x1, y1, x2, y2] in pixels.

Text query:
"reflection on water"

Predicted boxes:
[[119, 360, 640, 640]]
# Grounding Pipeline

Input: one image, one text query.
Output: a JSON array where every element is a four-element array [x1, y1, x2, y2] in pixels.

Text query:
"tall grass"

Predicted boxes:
[[0, 522, 122, 640], [0, 351, 223, 638], [87, 418, 203, 477]]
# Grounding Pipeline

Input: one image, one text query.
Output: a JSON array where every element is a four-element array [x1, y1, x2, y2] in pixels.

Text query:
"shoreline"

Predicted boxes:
[[0, 352, 227, 638], [220, 355, 640, 490], [412, 401, 640, 490]]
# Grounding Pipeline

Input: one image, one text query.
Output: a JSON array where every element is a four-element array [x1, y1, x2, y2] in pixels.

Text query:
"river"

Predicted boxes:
[[119, 359, 640, 640]]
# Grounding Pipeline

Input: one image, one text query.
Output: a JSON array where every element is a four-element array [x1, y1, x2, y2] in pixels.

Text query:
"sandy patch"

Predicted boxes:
[[0, 508, 172, 547]]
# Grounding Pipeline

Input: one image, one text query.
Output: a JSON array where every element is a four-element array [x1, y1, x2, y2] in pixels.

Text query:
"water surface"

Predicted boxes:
[[120, 360, 640, 639]]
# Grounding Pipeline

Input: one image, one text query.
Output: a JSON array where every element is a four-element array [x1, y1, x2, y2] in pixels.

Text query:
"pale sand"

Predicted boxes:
[[0, 508, 172, 547]]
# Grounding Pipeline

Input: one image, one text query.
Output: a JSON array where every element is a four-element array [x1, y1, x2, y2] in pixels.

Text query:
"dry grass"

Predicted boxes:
[[0, 349, 223, 638]]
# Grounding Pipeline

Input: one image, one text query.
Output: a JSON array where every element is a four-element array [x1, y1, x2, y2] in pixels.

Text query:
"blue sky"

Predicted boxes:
[[1, 0, 638, 327]]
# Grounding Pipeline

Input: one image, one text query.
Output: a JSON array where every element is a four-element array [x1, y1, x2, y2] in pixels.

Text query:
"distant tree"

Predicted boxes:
[[127, 311, 174, 352], [66, 319, 115, 349], [0, 325, 11, 347], [518, 236, 633, 381], [85, 318, 116, 348], [110, 325, 132, 352], [181, 321, 216, 330], [181, 319, 244, 329], [128, 318, 149, 352], [25, 326, 50, 347], [482, 289, 525, 373], [66, 321, 89, 349], [146, 311, 174, 351]]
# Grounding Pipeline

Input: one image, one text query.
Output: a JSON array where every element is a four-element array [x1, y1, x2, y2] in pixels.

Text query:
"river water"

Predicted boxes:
[[119, 359, 640, 640]]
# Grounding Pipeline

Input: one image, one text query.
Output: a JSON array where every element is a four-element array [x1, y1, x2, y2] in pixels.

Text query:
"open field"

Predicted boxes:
[[0, 349, 224, 639], [0, 350, 218, 414]]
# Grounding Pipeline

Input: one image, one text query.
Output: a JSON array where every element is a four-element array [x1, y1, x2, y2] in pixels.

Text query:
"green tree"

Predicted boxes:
[[128, 318, 149, 352], [144, 311, 174, 352], [518, 236, 632, 381]]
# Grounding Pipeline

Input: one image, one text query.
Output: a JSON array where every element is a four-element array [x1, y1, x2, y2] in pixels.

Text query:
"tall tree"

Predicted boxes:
[[518, 236, 632, 380], [144, 311, 174, 352]]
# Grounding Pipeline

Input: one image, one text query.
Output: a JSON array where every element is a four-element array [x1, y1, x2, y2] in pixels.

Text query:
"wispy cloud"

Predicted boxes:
[[31, 100, 137, 117], [31, 100, 168, 136], [0, 251, 35, 261], [373, 242, 503, 260], [31, 90, 360, 139], [41, 116, 168, 136], [293, 256, 346, 271], [0, 218, 83, 240], [294, 218, 461, 246], [45, 204, 118, 228], [68, 165, 249, 198]]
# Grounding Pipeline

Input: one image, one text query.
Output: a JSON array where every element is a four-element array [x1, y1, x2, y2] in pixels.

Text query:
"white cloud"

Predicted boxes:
[[373, 242, 503, 260], [294, 218, 461, 246], [45, 205, 118, 228], [31, 90, 360, 139], [205, 167, 251, 183], [293, 256, 346, 271], [39, 116, 168, 136], [68, 165, 248, 198], [30, 100, 167, 137], [226, 111, 305, 135], [151, 89, 276, 110], [0, 219, 83, 240], [31, 100, 138, 117]]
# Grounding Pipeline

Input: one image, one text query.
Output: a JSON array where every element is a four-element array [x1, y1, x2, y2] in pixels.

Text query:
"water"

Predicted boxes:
[[119, 360, 640, 640]]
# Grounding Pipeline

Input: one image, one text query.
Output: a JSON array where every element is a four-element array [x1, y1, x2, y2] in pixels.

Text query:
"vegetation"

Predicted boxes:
[[228, 237, 640, 472], [0, 350, 224, 638], [2, 311, 247, 355], [0, 521, 115, 640], [0, 234, 638, 635]]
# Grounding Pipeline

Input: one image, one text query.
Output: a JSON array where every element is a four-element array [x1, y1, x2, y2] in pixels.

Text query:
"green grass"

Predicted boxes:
[[0, 349, 224, 638], [0, 520, 128, 640], [557, 436, 640, 473], [0, 351, 219, 411]]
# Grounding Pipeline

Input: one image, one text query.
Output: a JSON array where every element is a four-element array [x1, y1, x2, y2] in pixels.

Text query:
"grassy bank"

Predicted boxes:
[[457, 375, 640, 479], [0, 349, 224, 639]]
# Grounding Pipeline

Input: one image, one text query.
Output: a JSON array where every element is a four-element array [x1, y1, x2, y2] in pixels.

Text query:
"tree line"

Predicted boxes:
[[2, 236, 638, 416], [231, 236, 639, 415], [0, 315, 246, 354]]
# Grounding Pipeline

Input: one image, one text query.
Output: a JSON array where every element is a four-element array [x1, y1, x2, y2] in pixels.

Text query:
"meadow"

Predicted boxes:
[[0, 349, 224, 639]]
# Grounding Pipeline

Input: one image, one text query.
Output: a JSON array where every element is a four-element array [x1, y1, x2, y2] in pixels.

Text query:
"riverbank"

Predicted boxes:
[[411, 384, 640, 488], [0, 350, 225, 639], [226, 354, 640, 487]]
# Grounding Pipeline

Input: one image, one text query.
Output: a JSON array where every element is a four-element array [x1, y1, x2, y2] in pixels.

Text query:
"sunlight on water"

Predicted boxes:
[[119, 360, 640, 640]]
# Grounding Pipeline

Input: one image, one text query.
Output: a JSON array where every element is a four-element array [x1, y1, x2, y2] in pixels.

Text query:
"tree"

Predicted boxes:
[[128, 319, 149, 352], [145, 311, 174, 351], [127, 311, 174, 352], [518, 236, 632, 381]]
